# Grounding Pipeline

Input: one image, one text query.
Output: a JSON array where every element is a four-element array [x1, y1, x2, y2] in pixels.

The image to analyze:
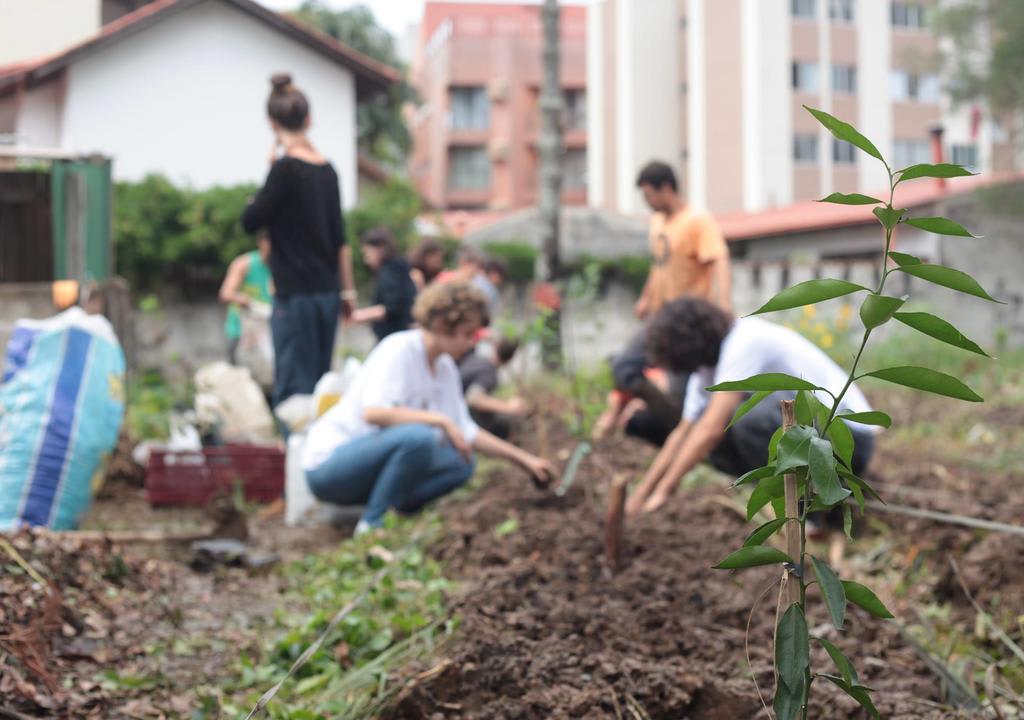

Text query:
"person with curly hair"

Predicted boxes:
[[625, 297, 876, 518], [302, 281, 556, 535]]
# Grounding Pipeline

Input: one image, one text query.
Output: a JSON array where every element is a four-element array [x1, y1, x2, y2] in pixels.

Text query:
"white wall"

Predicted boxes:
[[856, 0, 892, 189], [0, 0, 100, 65], [60, 0, 359, 206], [14, 80, 63, 147]]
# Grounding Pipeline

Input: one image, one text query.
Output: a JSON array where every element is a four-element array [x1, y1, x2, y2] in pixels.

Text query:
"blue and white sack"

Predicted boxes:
[[0, 307, 126, 530]]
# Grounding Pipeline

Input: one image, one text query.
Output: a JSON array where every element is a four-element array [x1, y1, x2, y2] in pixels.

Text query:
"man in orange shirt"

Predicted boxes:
[[594, 161, 731, 445]]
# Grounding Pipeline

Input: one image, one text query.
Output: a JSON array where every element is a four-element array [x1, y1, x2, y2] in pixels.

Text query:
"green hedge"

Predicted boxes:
[[482, 241, 539, 285]]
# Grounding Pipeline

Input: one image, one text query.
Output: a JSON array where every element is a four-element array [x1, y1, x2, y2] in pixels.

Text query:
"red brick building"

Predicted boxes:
[[409, 2, 586, 211]]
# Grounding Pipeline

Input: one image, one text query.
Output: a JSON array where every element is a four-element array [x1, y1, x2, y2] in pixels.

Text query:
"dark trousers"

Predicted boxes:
[[270, 292, 340, 407], [611, 328, 688, 446]]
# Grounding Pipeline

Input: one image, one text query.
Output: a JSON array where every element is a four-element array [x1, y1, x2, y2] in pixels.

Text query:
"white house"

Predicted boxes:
[[0, 0, 398, 207]]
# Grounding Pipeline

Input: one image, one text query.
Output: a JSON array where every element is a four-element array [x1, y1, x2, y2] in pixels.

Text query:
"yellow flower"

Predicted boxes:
[[803, 305, 817, 318], [813, 322, 827, 335], [821, 334, 834, 348], [838, 303, 852, 320]]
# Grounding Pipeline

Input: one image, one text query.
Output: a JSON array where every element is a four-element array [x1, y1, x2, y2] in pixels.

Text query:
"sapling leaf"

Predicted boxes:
[[804, 105, 884, 162], [839, 469, 882, 507], [873, 206, 906, 230], [773, 677, 805, 720], [809, 437, 851, 506], [771, 495, 787, 519], [863, 366, 983, 402], [888, 250, 922, 266], [727, 390, 771, 430], [776, 426, 816, 474], [743, 518, 789, 547], [818, 192, 883, 205], [713, 545, 793, 570], [794, 390, 815, 426], [827, 417, 855, 469], [896, 162, 975, 183], [905, 216, 977, 237], [768, 425, 785, 462], [843, 504, 854, 540], [895, 263, 1002, 303], [733, 464, 776, 488], [709, 373, 824, 393], [842, 580, 895, 619], [811, 556, 847, 630], [776, 603, 810, 694], [859, 293, 906, 330], [749, 279, 867, 315], [893, 312, 991, 357], [815, 636, 859, 686], [821, 675, 881, 719], [748, 475, 786, 520], [836, 410, 891, 428]]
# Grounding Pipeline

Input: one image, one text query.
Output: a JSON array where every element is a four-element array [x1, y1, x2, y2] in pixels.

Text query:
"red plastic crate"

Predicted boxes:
[[145, 444, 284, 506]]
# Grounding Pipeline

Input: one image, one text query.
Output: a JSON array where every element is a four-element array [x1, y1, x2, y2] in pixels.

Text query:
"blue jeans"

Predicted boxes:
[[305, 423, 475, 526], [271, 292, 340, 408]]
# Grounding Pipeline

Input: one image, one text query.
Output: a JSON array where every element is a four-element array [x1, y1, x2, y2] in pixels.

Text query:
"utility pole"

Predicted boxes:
[[538, 0, 563, 368]]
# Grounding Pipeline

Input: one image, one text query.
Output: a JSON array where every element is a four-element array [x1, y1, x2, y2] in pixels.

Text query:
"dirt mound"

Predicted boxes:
[[388, 433, 956, 720]]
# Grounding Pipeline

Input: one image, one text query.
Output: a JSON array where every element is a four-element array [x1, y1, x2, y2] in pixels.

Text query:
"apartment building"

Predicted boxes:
[[587, 0, 1013, 216], [409, 2, 587, 210]]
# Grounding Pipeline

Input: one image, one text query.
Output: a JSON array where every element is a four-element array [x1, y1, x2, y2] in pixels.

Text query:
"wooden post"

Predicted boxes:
[[536, 410, 550, 462], [605, 474, 629, 570], [780, 400, 800, 607]]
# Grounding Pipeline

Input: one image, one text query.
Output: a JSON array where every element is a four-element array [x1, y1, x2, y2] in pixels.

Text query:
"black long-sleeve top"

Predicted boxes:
[[371, 258, 417, 341], [241, 157, 345, 298]]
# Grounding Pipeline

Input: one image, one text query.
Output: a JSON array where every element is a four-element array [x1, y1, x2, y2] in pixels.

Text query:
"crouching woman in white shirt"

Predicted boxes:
[[626, 297, 876, 517], [303, 281, 556, 534]]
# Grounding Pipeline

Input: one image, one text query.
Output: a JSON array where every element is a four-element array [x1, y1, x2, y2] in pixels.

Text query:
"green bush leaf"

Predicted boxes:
[[893, 312, 991, 357], [743, 518, 789, 547], [747, 475, 787, 520], [776, 603, 810, 695], [859, 293, 906, 330], [836, 410, 891, 428], [887, 250, 922, 266], [713, 545, 793, 570], [821, 675, 880, 719], [896, 263, 1001, 303], [809, 437, 851, 506], [733, 464, 777, 488], [897, 162, 975, 183], [776, 426, 816, 474], [827, 418, 855, 469], [749, 278, 867, 315], [811, 556, 847, 630], [727, 390, 771, 430], [708, 373, 823, 393], [842, 580, 895, 619], [818, 192, 883, 205], [873, 206, 905, 230], [804, 105, 883, 161], [863, 366, 983, 402], [905, 216, 977, 237], [816, 636, 859, 686]]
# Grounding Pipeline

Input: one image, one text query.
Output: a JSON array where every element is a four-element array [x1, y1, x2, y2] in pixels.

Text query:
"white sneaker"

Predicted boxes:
[[353, 519, 373, 537]]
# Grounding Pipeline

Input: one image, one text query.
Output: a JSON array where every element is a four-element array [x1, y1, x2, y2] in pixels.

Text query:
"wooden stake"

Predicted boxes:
[[780, 400, 800, 607], [536, 410, 550, 461], [605, 474, 629, 570]]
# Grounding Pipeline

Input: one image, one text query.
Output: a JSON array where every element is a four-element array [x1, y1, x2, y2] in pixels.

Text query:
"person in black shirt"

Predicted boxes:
[[457, 338, 527, 439], [242, 73, 356, 408], [349, 227, 418, 342]]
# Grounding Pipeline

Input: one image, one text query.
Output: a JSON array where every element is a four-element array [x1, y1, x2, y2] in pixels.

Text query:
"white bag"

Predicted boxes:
[[235, 301, 274, 389], [194, 362, 275, 442], [284, 432, 316, 526]]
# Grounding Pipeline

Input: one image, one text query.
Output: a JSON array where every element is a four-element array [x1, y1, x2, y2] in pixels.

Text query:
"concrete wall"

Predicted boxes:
[[55, 0, 358, 204], [0, 0, 100, 65]]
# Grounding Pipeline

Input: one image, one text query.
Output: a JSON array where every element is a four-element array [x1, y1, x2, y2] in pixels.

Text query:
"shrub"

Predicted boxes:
[[481, 241, 539, 285]]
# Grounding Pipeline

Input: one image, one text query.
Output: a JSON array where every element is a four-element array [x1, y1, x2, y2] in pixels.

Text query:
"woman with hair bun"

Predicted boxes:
[[303, 281, 556, 535], [242, 73, 356, 408]]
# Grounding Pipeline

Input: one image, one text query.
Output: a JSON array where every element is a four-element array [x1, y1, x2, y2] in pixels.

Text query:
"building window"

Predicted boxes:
[[830, 0, 855, 23], [893, 138, 930, 168], [833, 138, 856, 164], [794, 134, 819, 163], [890, 71, 940, 102], [563, 89, 587, 132], [792, 62, 820, 93], [951, 144, 979, 169], [447, 146, 491, 189], [792, 0, 816, 19], [891, 1, 926, 29], [562, 148, 586, 190], [832, 65, 857, 94], [449, 86, 489, 130]]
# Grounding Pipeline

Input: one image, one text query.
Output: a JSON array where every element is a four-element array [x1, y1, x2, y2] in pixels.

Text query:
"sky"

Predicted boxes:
[[259, 0, 587, 40]]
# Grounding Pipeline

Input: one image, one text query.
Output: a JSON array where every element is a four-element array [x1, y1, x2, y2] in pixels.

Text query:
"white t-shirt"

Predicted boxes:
[[303, 329, 480, 471], [683, 317, 872, 424]]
